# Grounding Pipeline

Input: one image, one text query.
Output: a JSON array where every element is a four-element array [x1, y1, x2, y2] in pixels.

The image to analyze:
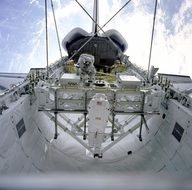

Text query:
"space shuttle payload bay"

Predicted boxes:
[[0, 1, 192, 187]]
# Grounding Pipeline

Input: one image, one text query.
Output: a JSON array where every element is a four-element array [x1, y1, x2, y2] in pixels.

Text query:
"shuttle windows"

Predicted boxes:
[[172, 122, 184, 142], [16, 118, 26, 138]]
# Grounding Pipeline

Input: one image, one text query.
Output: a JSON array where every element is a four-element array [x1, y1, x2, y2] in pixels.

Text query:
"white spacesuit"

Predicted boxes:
[[77, 54, 96, 82]]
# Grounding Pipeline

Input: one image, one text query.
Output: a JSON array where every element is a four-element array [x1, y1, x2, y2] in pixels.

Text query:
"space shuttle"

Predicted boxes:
[[0, 0, 192, 189], [62, 0, 128, 72]]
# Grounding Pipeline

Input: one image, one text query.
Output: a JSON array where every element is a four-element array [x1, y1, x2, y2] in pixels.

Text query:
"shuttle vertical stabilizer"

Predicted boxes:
[[92, 0, 99, 34]]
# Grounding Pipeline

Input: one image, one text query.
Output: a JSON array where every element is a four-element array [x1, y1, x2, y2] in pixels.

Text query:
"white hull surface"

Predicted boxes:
[[1, 1, 192, 189], [1, 93, 192, 176]]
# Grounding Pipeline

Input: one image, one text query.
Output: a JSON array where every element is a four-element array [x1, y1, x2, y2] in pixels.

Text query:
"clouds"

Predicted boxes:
[[172, 0, 192, 34], [152, 0, 192, 76], [99, 0, 192, 76], [0, 0, 191, 77], [98, 0, 155, 69], [30, 0, 39, 5]]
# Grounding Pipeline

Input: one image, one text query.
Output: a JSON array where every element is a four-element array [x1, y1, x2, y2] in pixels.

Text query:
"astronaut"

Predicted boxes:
[[77, 54, 96, 83]]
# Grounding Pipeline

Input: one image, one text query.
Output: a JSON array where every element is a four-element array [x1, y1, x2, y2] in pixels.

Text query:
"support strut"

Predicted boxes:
[[138, 91, 146, 141], [83, 92, 88, 140], [111, 92, 116, 141], [138, 116, 143, 141], [54, 89, 58, 139]]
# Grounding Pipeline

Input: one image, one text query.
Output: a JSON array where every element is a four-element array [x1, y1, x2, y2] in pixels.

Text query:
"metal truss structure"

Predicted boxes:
[[34, 57, 162, 157]]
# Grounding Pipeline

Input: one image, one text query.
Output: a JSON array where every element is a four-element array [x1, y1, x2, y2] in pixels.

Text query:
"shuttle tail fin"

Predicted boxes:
[[92, 0, 99, 34]]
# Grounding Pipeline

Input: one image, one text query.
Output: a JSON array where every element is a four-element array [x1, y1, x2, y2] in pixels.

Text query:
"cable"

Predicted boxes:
[[66, 0, 132, 63], [75, 0, 122, 54], [50, 0, 63, 59], [147, 0, 158, 81], [101, 0, 132, 30], [45, 0, 49, 77]]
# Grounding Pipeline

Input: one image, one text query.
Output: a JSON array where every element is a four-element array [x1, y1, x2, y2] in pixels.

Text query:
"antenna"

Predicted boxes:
[[45, 0, 49, 77], [147, 0, 158, 82], [92, 0, 99, 34]]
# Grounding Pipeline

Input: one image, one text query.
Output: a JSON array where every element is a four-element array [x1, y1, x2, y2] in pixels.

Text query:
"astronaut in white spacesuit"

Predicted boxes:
[[77, 53, 96, 83]]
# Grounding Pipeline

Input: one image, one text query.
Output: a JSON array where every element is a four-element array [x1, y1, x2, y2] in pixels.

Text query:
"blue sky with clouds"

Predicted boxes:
[[0, 0, 192, 77]]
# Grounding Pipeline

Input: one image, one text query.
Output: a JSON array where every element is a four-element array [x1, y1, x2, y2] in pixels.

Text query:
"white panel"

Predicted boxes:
[[1, 85, 192, 177], [0, 118, 16, 155], [165, 162, 177, 173], [60, 73, 80, 85], [35, 112, 55, 141], [179, 143, 192, 168], [0, 157, 7, 174], [4, 142, 25, 173], [21, 159, 34, 174], [170, 152, 188, 172], [29, 133, 46, 170]]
